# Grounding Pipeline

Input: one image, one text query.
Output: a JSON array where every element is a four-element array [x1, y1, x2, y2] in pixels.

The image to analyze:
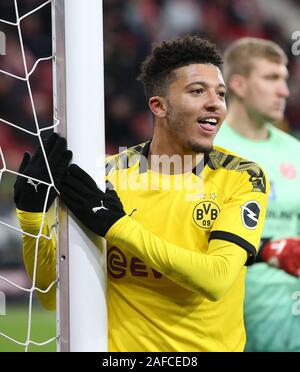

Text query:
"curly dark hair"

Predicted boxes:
[[138, 35, 223, 100]]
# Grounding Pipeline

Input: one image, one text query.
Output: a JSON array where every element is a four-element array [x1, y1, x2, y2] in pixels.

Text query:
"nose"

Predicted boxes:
[[204, 90, 224, 111], [277, 80, 290, 98]]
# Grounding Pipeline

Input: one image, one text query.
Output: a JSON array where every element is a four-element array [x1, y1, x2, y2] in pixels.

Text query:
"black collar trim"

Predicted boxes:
[[138, 140, 209, 177]]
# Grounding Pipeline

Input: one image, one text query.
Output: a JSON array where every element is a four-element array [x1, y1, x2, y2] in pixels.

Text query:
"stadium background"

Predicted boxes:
[[0, 0, 300, 352]]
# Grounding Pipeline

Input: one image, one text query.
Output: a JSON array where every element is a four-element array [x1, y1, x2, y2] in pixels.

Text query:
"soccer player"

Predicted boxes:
[[215, 37, 300, 352], [14, 35, 269, 352]]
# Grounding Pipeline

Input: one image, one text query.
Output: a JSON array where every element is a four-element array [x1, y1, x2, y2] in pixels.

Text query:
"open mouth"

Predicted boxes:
[[197, 117, 219, 132]]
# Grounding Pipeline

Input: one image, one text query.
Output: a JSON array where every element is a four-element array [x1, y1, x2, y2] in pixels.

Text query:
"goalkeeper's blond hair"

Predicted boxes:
[[224, 37, 288, 99]]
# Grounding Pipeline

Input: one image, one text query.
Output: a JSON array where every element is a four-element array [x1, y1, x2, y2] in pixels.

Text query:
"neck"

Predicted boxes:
[[148, 125, 203, 175], [226, 99, 270, 140]]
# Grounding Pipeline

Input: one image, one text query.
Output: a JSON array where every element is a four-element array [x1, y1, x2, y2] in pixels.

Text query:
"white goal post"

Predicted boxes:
[[52, 0, 107, 352]]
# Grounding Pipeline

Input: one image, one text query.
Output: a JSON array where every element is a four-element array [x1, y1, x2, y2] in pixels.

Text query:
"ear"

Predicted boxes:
[[148, 96, 167, 118], [229, 74, 248, 99]]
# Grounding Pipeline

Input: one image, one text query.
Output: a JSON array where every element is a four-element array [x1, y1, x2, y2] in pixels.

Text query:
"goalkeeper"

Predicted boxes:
[[215, 37, 300, 351], [15, 35, 269, 352]]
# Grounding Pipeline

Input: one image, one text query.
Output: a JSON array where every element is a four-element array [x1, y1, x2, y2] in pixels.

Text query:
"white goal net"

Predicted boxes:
[[0, 0, 57, 352], [0, 0, 106, 352]]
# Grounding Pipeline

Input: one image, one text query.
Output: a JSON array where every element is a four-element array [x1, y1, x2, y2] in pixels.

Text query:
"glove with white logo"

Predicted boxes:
[[14, 133, 73, 212], [60, 164, 126, 237], [259, 238, 300, 277]]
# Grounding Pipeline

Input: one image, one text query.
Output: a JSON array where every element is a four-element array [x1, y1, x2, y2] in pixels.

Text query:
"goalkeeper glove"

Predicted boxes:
[[14, 133, 73, 212], [260, 238, 300, 277], [60, 164, 126, 237]]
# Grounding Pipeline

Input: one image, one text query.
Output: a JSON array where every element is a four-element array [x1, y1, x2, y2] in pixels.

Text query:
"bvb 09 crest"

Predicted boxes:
[[193, 201, 220, 229]]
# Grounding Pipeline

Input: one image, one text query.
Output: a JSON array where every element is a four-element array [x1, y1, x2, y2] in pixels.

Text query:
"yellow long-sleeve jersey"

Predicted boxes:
[[18, 142, 269, 351]]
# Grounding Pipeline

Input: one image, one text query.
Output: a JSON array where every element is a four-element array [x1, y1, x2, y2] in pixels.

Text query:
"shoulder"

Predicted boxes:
[[210, 145, 262, 172], [209, 146, 268, 194], [105, 142, 148, 176], [270, 126, 300, 148]]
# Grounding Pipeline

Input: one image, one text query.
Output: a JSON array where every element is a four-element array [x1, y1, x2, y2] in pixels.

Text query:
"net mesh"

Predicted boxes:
[[0, 0, 58, 351]]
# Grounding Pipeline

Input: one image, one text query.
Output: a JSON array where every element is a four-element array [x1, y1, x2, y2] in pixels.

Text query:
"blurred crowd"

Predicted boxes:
[[103, 0, 300, 153], [1, 0, 300, 266]]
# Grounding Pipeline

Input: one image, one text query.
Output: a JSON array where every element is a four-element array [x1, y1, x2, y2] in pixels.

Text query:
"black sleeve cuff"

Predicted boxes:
[[255, 237, 272, 263], [209, 231, 257, 266]]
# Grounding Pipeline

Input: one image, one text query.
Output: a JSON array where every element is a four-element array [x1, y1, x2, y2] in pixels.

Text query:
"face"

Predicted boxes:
[[156, 64, 227, 154], [241, 58, 289, 122]]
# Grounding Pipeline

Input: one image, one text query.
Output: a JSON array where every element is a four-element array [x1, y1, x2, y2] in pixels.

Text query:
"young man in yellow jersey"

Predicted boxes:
[[14, 35, 269, 351]]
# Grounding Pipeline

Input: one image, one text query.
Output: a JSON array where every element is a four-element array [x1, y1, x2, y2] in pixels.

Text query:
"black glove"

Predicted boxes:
[[14, 133, 73, 212], [60, 164, 126, 236]]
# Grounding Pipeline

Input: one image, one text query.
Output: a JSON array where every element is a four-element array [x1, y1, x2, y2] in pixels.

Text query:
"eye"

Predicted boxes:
[[191, 88, 205, 95], [218, 91, 226, 98], [264, 74, 279, 81]]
